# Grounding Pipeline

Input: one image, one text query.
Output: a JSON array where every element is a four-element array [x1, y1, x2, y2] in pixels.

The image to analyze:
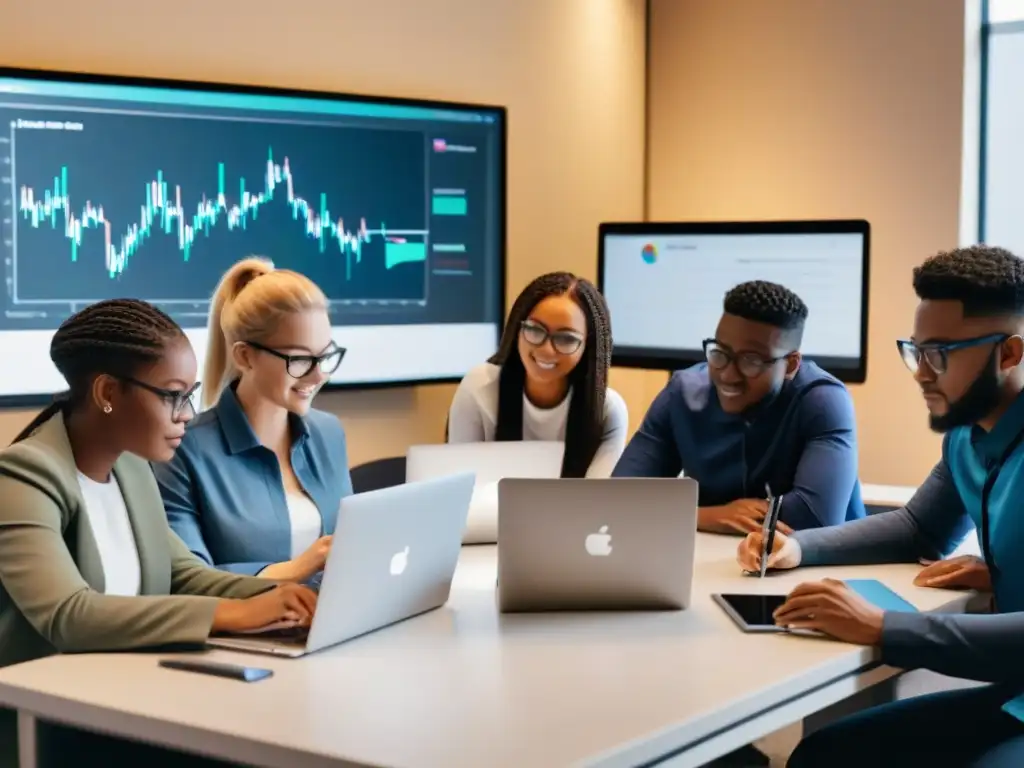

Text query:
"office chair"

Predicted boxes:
[[350, 456, 406, 495]]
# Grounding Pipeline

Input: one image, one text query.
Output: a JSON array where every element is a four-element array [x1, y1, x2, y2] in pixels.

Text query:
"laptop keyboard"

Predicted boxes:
[[258, 626, 309, 640], [216, 625, 309, 643]]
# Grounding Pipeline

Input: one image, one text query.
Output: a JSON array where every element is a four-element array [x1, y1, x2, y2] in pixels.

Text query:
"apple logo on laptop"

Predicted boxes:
[[390, 546, 410, 576], [584, 526, 612, 556]]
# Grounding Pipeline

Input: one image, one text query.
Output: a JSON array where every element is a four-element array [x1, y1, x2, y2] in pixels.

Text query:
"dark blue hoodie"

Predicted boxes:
[[612, 361, 865, 529]]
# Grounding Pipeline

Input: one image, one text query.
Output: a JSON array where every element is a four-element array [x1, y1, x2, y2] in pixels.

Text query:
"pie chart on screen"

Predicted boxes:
[[641, 243, 658, 264]]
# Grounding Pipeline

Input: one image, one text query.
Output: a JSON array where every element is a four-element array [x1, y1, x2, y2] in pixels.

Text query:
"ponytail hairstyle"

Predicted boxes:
[[203, 257, 329, 409], [14, 299, 185, 444], [489, 272, 613, 478]]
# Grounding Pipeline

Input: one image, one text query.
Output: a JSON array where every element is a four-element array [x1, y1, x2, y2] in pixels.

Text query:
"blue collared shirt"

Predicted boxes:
[[612, 361, 865, 529], [153, 383, 353, 576]]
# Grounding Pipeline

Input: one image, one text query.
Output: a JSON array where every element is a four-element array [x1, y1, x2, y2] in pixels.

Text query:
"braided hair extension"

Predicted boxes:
[[13, 299, 185, 444], [489, 272, 612, 478]]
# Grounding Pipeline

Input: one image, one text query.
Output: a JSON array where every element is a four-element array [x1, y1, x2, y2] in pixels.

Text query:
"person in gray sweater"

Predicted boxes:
[[737, 246, 1024, 767]]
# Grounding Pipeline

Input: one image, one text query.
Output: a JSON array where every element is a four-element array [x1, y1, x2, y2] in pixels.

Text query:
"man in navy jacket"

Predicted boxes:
[[613, 279, 865, 533]]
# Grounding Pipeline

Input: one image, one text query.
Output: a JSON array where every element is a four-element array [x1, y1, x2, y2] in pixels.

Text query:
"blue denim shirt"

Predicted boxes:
[[153, 383, 353, 575]]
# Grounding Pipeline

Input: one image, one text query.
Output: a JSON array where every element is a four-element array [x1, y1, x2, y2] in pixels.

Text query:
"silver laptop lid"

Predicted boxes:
[[306, 472, 475, 651], [497, 478, 698, 613], [406, 441, 564, 544], [406, 441, 564, 484]]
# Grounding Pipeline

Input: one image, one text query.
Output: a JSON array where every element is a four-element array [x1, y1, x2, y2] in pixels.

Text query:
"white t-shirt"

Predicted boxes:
[[285, 491, 323, 559], [76, 472, 142, 596], [446, 362, 629, 477]]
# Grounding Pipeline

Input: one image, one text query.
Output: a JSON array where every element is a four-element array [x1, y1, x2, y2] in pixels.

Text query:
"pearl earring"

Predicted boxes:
[[102, 404, 112, 414]]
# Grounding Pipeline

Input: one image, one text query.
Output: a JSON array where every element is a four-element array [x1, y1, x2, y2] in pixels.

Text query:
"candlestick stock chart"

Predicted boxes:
[[8, 111, 430, 317], [0, 68, 506, 402]]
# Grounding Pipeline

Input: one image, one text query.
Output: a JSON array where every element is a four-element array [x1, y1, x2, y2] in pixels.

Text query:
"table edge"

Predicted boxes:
[[0, 595, 975, 768], [0, 683, 361, 768]]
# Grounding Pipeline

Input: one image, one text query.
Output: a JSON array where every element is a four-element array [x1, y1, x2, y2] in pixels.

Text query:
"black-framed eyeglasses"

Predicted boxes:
[[122, 378, 200, 419], [519, 320, 584, 355], [896, 333, 1009, 376], [246, 341, 346, 379], [702, 338, 788, 378]]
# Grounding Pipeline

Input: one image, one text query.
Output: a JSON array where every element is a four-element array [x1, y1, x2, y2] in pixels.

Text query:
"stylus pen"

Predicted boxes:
[[759, 484, 774, 579], [761, 494, 784, 579]]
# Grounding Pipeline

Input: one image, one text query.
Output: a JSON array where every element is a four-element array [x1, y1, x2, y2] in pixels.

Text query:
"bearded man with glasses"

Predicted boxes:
[[737, 246, 1024, 767]]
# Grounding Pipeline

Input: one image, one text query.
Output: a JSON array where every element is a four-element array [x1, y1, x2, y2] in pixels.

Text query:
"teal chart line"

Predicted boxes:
[[16, 147, 428, 279]]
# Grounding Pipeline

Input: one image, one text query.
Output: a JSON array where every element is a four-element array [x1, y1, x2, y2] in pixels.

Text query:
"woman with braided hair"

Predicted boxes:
[[0, 298, 317, 762], [0, 299, 318, 662], [447, 271, 628, 478]]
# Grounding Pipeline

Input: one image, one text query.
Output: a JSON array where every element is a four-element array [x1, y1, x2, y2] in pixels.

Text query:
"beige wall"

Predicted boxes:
[[1, 1, 973, 482], [0, 0, 652, 463], [647, 0, 966, 485]]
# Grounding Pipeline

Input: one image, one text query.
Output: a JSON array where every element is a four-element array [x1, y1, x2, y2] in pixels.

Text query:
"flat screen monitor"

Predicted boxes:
[[0, 67, 506, 405], [598, 220, 870, 383]]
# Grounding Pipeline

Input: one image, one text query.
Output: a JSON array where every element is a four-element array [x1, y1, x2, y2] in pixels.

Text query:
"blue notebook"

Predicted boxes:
[[841, 581, 1024, 724], [843, 579, 919, 613]]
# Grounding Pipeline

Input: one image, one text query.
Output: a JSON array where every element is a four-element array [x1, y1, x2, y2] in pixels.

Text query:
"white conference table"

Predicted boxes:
[[0, 534, 968, 768]]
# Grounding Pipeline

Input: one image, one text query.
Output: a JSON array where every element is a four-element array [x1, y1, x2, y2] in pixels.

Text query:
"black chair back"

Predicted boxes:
[[350, 456, 406, 495]]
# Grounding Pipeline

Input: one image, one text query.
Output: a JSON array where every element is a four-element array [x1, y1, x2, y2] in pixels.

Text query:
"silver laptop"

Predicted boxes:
[[497, 478, 698, 612], [406, 441, 564, 544], [207, 472, 475, 657]]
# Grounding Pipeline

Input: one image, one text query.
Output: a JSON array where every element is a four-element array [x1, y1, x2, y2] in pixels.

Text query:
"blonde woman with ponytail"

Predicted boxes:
[[153, 258, 352, 584]]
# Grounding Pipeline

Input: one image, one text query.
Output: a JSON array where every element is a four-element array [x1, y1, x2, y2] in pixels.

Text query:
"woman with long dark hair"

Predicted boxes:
[[447, 272, 627, 478]]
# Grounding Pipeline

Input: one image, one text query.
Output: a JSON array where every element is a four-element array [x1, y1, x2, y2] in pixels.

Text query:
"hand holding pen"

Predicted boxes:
[[737, 529, 801, 573]]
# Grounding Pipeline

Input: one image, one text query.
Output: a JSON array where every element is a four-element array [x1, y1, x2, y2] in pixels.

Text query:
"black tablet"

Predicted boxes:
[[712, 593, 789, 633]]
